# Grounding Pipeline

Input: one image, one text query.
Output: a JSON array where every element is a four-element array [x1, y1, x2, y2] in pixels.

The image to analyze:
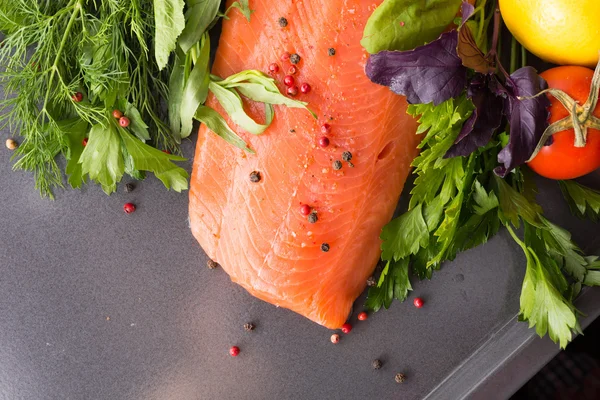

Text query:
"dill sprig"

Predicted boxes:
[[0, 0, 181, 197]]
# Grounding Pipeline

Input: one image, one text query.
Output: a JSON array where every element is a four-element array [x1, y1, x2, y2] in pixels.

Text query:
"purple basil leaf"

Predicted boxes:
[[446, 74, 504, 158], [366, 31, 467, 106], [494, 67, 550, 177], [460, 1, 475, 24]]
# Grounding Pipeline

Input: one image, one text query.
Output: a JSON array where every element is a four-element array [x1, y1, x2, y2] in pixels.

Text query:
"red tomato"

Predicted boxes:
[[527, 66, 600, 180]]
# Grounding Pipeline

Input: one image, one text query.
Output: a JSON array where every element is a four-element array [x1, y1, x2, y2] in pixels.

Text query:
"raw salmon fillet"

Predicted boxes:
[[189, 0, 420, 329]]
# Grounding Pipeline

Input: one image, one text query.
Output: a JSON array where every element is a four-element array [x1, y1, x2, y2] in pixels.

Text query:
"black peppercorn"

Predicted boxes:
[[372, 359, 382, 370], [290, 53, 301, 64], [366, 276, 376, 287], [395, 373, 406, 383], [124, 182, 135, 193], [328, 48, 336, 56], [207, 259, 219, 269], [321, 243, 330, 252], [249, 171, 262, 183], [308, 211, 318, 224], [278, 17, 288, 27], [243, 323, 255, 332], [333, 160, 342, 170], [342, 151, 352, 162]]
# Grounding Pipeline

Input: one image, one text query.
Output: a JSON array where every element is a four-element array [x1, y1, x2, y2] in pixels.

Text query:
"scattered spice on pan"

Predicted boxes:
[[318, 137, 330, 148], [321, 243, 330, 252], [348, 162, 354, 168], [278, 17, 288, 27], [328, 48, 336, 56], [321, 123, 331, 134], [5, 138, 18, 150], [333, 160, 342, 170], [341, 323, 352, 334], [413, 297, 424, 308], [395, 373, 406, 383], [290, 53, 301, 64], [280, 52, 290, 61], [123, 202, 136, 214], [243, 323, 256, 332], [372, 359, 383, 370], [366, 276, 376, 287], [330, 334, 340, 344], [308, 211, 318, 224], [124, 182, 135, 193], [249, 171, 262, 183], [357, 312, 368, 321], [342, 151, 352, 162], [288, 66, 297, 75], [207, 259, 220, 269], [82, 138, 88, 147], [229, 346, 240, 357], [112, 109, 123, 119], [289, 129, 296, 133]]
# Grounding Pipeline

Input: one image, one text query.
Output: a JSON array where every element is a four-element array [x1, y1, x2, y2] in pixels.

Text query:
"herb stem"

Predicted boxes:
[[521, 45, 527, 68], [505, 225, 530, 264], [489, 8, 501, 60], [510, 36, 517, 73], [41, 0, 83, 119], [476, 0, 487, 46]]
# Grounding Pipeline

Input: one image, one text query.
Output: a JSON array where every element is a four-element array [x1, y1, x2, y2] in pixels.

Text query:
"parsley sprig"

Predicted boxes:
[[0, 0, 184, 197], [367, 96, 600, 348]]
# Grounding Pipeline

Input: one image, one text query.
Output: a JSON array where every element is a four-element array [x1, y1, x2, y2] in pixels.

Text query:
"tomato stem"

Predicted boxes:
[[525, 55, 600, 160]]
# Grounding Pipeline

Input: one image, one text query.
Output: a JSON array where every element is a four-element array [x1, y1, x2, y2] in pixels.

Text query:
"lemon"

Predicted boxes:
[[499, 0, 600, 67]]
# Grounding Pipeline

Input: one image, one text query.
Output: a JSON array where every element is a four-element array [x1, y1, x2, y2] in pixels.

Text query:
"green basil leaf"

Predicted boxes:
[[195, 105, 253, 153], [180, 35, 211, 138], [119, 130, 188, 192], [154, 0, 186, 70], [179, 0, 221, 53], [361, 0, 462, 53], [208, 81, 269, 135], [80, 123, 124, 195]]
